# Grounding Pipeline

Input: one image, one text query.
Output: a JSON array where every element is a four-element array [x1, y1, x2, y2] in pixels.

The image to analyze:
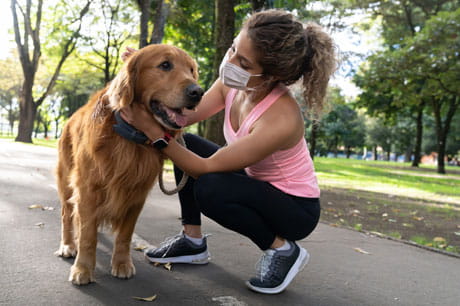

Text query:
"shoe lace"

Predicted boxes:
[[255, 249, 276, 281], [156, 233, 183, 257]]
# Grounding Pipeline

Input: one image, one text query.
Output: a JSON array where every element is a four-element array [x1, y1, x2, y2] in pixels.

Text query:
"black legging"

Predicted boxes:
[[174, 133, 321, 250]]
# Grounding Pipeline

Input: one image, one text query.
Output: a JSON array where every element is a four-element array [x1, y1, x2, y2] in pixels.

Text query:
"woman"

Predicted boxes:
[[121, 9, 336, 294]]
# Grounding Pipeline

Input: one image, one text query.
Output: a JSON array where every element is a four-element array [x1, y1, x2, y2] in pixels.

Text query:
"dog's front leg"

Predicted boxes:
[[111, 205, 142, 279], [69, 205, 97, 285]]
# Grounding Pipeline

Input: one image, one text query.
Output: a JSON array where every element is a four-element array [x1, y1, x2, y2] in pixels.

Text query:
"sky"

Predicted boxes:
[[0, 2, 378, 98], [0, 2, 15, 60]]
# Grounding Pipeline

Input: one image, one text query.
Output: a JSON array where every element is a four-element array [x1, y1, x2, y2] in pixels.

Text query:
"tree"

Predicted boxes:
[[321, 102, 365, 158], [352, 0, 459, 168], [202, 0, 235, 145], [366, 117, 393, 161], [396, 9, 460, 173], [11, 0, 91, 143], [0, 53, 22, 134], [79, 0, 136, 84], [137, 0, 170, 48]]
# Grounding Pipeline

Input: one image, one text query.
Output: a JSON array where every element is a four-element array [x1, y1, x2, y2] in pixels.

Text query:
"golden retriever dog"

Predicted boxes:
[[54, 44, 203, 285]]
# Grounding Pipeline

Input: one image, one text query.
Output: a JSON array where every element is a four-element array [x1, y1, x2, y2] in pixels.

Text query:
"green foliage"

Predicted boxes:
[[311, 88, 366, 157], [164, 0, 216, 89]]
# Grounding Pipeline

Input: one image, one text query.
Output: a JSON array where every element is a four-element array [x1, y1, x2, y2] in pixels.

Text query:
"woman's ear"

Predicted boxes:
[[106, 54, 138, 110]]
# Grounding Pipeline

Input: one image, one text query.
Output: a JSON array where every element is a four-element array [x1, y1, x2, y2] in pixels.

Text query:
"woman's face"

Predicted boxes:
[[227, 29, 266, 90]]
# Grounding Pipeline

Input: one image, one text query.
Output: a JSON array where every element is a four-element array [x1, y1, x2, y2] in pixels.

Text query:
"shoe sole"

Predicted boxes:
[[246, 246, 310, 294], [145, 250, 210, 265]]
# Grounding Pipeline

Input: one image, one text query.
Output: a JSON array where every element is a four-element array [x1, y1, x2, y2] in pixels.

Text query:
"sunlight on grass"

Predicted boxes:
[[0, 135, 58, 148], [315, 157, 460, 205]]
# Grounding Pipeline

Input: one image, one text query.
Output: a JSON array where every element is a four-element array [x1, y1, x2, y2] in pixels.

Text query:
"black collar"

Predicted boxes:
[[112, 111, 149, 144]]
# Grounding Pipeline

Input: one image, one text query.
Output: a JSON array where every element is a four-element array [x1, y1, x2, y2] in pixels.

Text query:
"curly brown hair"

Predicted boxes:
[[243, 9, 337, 116]]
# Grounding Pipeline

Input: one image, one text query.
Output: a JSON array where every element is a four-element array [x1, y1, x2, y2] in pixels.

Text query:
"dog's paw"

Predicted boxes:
[[111, 261, 136, 279], [69, 264, 94, 285], [55, 244, 77, 258]]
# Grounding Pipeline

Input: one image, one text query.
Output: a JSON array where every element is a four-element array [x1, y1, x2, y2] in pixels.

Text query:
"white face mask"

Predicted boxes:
[[219, 51, 262, 91]]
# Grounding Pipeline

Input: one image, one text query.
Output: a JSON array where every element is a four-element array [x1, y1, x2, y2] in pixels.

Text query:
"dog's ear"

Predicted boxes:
[[106, 54, 138, 110], [192, 59, 199, 80]]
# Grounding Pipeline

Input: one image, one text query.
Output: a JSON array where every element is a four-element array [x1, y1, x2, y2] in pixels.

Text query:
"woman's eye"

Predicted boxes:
[[158, 61, 173, 71]]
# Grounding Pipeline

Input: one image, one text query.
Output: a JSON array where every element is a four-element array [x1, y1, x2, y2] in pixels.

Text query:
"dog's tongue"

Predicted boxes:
[[165, 107, 187, 127]]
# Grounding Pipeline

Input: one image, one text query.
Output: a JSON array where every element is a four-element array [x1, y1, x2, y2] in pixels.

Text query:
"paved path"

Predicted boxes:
[[0, 139, 459, 305]]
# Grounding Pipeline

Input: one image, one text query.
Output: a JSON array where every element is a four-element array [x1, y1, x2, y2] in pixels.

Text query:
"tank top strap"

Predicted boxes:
[[239, 84, 288, 135]]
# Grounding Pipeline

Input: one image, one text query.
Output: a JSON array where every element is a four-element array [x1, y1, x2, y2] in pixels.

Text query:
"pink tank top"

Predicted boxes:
[[223, 85, 320, 198]]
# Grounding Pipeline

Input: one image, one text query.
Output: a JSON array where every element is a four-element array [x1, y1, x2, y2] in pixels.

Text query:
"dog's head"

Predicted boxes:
[[106, 44, 203, 130]]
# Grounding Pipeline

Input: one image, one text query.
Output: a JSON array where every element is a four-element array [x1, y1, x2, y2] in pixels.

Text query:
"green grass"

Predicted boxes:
[[314, 157, 460, 205], [0, 135, 58, 148]]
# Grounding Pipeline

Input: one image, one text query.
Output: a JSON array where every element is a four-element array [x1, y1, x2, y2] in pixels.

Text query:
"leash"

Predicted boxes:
[[158, 134, 189, 195], [112, 110, 188, 195]]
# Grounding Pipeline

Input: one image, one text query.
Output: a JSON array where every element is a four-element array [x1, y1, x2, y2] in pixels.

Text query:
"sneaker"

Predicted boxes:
[[246, 241, 310, 294], [145, 231, 210, 264]]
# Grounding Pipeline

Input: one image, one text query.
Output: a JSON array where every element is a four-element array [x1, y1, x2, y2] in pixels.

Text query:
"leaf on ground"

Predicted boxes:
[[412, 216, 424, 221], [35, 222, 45, 228], [43, 206, 55, 211], [164, 262, 172, 271], [29, 204, 44, 209], [153, 262, 161, 267], [134, 245, 147, 251], [351, 209, 360, 216], [402, 223, 414, 228], [354, 247, 371, 255], [370, 231, 383, 237], [433, 237, 446, 243], [388, 219, 397, 223], [382, 213, 388, 218], [132, 294, 157, 302], [454, 232, 460, 236]]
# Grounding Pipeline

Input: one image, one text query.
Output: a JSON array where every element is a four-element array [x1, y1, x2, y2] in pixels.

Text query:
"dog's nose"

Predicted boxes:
[[186, 84, 204, 104]]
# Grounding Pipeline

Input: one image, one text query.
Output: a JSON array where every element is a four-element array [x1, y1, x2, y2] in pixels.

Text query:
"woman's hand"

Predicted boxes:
[[121, 47, 138, 62], [120, 103, 165, 140]]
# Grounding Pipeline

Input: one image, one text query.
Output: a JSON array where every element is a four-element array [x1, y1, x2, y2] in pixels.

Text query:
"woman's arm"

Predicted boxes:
[[127, 98, 300, 179]]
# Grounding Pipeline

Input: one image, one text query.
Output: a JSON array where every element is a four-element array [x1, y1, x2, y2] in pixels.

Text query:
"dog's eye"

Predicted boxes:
[[158, 61, 173, 71]]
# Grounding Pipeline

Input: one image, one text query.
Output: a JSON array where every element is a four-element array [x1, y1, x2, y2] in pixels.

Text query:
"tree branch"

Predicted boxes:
[[35, 0, 92, 106]]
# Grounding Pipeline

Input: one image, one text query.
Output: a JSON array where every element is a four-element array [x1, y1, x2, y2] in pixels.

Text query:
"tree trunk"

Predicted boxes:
[[404, 148, 412, 163], [411, 101, 425, 167], [15, 78, 36, 143], [55, 119, 60, 139], [150, 0, 169, 44], [251, 0, 265, 11], [346, 146, 351, 158], [203, 0, 235, 145], [308, 120, 319, 160], [333, 136, 338, 157], [433, 96, 459, 174], [373, 146, 377, 160], [138, 0, 151, 48]]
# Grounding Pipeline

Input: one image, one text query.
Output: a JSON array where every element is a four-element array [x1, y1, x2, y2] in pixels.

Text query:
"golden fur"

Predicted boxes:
[[55, 44, 201, 285]]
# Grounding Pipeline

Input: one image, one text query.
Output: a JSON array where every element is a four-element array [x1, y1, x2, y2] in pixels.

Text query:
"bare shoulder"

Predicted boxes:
[[265, 91, 303, 128], [253, 90, 305, 148]]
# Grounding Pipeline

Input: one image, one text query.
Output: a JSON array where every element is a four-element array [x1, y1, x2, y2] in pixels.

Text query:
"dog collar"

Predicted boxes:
[[113, 111, 149, 145]]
